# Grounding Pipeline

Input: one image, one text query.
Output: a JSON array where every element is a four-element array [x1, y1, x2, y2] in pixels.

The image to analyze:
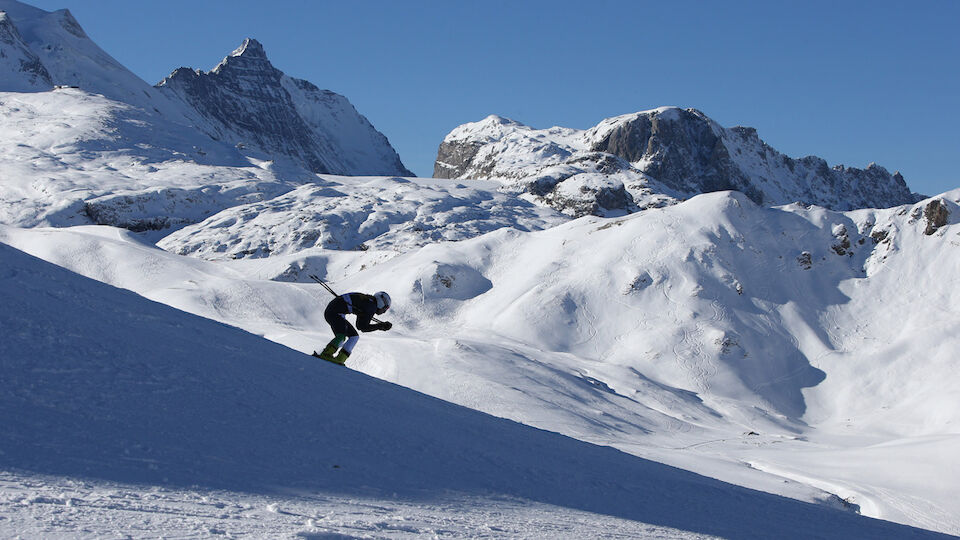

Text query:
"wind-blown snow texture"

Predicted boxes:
[[0, 241, 950, 539], [435, 109, 918, 216]]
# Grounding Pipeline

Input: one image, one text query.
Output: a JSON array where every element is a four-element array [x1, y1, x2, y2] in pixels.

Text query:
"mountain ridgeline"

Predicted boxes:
[[0, 1, 411, 177], [435, 108, 918, 216], [158, 38, 412, 177], [0, 0, 924, 230]]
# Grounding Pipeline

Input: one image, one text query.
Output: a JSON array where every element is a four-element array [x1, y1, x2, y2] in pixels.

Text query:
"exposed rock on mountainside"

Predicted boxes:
[[923, 198, 949, 235], [0, 11, 52, 90], [158, 38, 412, 177], [435, 107, 918, 216]]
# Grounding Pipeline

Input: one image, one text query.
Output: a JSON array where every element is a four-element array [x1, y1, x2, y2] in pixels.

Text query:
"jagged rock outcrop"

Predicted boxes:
[[922, 199, 949, 235], [435, 107, 918, 216], [158, 38, 412, 177]]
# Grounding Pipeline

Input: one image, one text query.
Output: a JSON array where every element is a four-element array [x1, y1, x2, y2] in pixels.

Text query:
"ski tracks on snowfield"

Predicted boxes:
[[0, 471, 721, 539], [655, 263, 719, 395]]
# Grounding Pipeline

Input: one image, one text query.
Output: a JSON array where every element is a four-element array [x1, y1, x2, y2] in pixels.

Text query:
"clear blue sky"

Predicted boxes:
[[28, 0, 960, 195]]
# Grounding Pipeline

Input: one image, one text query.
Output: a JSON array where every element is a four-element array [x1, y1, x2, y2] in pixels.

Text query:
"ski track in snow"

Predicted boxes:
[[1, 471, 717, 540], [0, 430, 907, 540]]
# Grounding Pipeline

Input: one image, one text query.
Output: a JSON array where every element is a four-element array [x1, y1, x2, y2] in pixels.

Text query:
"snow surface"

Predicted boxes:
[[1, 241, 951, 539], [156, 176, 567, 258], [2, 188, 959, 536], [0, 87, 565, 253]]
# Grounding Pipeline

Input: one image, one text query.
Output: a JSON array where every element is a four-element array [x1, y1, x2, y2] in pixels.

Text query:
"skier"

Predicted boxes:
[[313, 291, 392, 365]]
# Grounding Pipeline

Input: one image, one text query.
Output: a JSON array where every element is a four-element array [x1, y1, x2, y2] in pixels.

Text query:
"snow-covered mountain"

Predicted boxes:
[[0, 0, 193, 118], [0, 0, 410, 185], [158, 38, 412, 177], [2, 238, 952, 539], [0, 0, 426, 244], [3, 187, 958, 535], [0, 85, 548, 252], [0, 10, 51, 91], [435, 108, 919, 216], [156, 176, 566, 259]]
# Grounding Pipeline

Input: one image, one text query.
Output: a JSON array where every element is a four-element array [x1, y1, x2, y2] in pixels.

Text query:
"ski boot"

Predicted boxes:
[[311, 343, 336, 360], [313, 334, 348, 362], [331, 350, 350, 365]]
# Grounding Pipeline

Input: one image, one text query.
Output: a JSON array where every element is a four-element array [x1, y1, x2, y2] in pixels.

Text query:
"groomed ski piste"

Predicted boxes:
[[2, 184, 959, 538]]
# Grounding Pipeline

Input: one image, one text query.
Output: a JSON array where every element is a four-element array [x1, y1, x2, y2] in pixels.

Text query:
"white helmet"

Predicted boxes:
[[374, 291, 391, 312]]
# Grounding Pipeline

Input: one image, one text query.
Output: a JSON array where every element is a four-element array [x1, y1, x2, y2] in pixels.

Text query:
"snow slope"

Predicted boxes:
[[0, 87, 564, 248], [3, 188, 958, 535], [5, 241, 950, 539], [0, 0, 185, 115], [1, 1, 958, 536], [156, 176, 567, 258]]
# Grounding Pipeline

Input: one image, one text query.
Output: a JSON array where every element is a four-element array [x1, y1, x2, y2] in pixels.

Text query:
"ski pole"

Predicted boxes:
[[308, 274, 339, 297], [308, 274, 384, 324]]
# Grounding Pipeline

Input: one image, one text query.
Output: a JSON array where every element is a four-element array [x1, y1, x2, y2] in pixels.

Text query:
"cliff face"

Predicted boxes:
[[158, 39, 412, 177], [436, 107, 917, 216]]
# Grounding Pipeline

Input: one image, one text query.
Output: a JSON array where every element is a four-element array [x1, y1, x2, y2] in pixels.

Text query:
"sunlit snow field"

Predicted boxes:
[[3, 184, 959, 537]]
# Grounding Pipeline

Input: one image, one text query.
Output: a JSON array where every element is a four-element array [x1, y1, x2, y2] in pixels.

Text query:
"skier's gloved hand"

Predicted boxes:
[[377, 321, 392, 331]]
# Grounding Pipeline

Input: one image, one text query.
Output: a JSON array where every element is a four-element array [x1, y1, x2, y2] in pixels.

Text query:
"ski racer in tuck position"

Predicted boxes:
[[313, 291, 392, 365]]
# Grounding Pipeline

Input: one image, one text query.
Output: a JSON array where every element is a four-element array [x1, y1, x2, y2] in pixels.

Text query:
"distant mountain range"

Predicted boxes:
[[2, 0, 921, 227], [435, 108, 920, 216]]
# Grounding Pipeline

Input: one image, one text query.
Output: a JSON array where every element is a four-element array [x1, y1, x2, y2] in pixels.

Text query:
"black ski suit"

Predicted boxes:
[[325, 293, 383, 346]]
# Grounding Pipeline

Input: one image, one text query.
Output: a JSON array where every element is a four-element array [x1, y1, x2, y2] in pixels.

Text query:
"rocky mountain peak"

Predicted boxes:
[[208, 37, 280, 82], [54, 8, 85, 38], [230, 37, 267, 59], [435, 108, 919, 216], [158, 38, 412, 177]]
